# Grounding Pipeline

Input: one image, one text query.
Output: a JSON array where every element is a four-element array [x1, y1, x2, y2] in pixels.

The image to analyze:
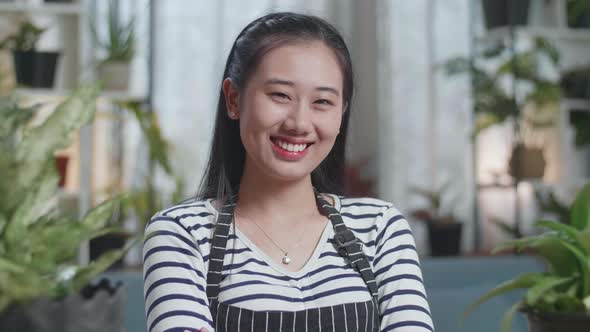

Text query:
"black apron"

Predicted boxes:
[[206, 190, 380, 331]]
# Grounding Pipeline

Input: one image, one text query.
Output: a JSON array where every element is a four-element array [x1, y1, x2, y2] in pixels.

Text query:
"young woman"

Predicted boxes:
[[143, 12, 434, 332]]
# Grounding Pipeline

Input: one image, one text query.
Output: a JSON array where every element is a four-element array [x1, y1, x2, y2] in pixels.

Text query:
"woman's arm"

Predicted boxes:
[[143, 213, 214, 332], [373, 206, 435, 332]]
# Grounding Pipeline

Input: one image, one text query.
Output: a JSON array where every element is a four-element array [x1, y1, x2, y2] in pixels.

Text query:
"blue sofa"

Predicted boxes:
[[103, 255, 545, 332]]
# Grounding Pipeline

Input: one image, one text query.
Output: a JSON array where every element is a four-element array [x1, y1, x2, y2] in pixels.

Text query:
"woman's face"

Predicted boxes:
[[224, 40, 345, 183]]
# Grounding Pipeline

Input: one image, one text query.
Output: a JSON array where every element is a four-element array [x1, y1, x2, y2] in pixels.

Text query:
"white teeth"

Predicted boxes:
[[275, 139, 307, 152]]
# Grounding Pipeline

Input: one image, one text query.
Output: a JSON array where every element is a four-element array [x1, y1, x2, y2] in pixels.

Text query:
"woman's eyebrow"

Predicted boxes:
[[264, 78, 340, 96]]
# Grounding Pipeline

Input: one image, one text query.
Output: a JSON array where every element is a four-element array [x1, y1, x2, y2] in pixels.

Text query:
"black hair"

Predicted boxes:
[[196, 12, 354, 202]]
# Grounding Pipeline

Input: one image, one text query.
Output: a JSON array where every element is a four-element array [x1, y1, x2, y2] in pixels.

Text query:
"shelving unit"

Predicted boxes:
[[470, 0, 590, 250], [0, 0, 150, 265]]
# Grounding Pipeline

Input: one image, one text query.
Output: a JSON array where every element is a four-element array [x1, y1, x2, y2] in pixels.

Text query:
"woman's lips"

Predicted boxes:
[[270, 137, 312, 161]]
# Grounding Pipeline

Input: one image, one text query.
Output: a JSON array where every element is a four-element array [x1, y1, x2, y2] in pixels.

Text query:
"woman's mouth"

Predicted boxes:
[[270, 137, 314, 161]]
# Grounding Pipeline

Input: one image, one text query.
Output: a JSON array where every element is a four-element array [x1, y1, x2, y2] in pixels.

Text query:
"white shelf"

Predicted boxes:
[[0, 2, 83, 15], [563, 99, 590, 112], [477, 26, 590, 43], [15, 88, 147, 102]]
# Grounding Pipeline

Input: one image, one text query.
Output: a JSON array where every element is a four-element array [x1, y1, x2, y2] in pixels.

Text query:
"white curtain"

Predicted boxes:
[[376, 0, 474, 253]]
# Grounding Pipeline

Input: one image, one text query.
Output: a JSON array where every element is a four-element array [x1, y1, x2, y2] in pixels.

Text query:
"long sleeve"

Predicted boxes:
[[143, 213, 214, 332], [373, 207, 434, 332]]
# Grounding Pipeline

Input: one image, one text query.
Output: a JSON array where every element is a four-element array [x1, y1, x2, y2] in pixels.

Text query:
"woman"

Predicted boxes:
[[143, 12, 434, 332]]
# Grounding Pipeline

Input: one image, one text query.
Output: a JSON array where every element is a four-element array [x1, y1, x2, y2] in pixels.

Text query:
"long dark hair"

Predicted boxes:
[[196, 12, 354, 202]]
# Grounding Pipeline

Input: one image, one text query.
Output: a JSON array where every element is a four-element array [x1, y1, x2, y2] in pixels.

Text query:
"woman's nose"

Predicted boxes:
[[283, 103, 312, 134]]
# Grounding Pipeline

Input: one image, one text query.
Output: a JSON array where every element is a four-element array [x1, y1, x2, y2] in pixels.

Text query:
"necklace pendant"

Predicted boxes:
[[281, 253, 292, 265]]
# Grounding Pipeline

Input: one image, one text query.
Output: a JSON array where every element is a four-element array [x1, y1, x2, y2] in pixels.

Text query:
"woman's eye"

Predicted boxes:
[[270, 92, 290, 100], [315, 99, 334, 106]]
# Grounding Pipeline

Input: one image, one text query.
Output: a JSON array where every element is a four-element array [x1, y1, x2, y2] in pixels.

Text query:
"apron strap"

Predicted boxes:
[[314, 190, 380, 302], [205, 196, 237, 301]]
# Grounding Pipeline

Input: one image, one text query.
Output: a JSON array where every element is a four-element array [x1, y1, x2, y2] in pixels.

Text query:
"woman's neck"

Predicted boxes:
[[236, 162, 318, 226]]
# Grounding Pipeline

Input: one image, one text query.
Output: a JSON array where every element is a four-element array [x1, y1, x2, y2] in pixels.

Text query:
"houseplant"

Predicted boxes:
[[0, 20, 60, 88], [465, 182, 590, 332], [0, 84, 133, 331], [90, 101, 184, 267], [410, 184, 463, 256], [92, 0, 136, 91], [444, 37, 561, 180]]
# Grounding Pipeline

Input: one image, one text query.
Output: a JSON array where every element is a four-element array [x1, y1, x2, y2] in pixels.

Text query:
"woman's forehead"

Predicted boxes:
[[251, 41, 344, 91]]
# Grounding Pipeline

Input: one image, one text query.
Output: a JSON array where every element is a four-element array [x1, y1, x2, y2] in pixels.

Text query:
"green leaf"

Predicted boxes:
[[464, 272, 545, 318], [69, 239, 137, 292], [492, 235, 578, 277], [536, 220, 590, 253], [16, 85, 99, 188], [570, 183, 590, 231], [500, 302, 522, 332], [525, 276, 575, 307], [80, 195, 124, 232]]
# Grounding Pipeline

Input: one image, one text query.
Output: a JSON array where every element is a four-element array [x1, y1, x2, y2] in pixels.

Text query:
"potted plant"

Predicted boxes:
[[444, 37, 561, 180], [482, 0, 531, 30], [465, 182, 590, 332], [0, 84, 133, 331], [90, 101, 185, 267], [567, 0, 590, 29], [410, 184, 463, 256], [0, 20, 60, 88], [92, 0, 135, 91]]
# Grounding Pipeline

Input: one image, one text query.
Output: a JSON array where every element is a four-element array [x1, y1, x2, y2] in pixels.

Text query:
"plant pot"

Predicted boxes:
[[508, 143, 546, 180], [524, 310, 590, 332], [561, 68, 590, 99], [0, 279, 125, 332], [12, 51, 60, 88], [55, 155, 69, 188], [98, 61, 130, 91], [567, 0, 590, 28], [427, 222, 462, 256], [482, 0, 530, 30], [570, 110, 590, 147], [90, 233, 128, 269]]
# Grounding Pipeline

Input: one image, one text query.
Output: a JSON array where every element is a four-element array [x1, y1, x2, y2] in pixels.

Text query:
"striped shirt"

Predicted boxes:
[[143, 195, 434, 332]]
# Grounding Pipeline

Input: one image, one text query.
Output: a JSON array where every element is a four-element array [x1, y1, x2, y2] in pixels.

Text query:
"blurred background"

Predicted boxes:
[[1, 0, 589, 331]]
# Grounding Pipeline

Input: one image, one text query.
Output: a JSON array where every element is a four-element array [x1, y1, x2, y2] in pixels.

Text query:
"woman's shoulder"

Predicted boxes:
[[145, 198, 218, 235], [337, 195, 400, 215], [336, 195, 408, 232]]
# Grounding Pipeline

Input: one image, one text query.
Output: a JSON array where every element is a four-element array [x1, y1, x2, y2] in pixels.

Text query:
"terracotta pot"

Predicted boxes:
[[55, 155, 69, 188], [525, 310, 590, 332]]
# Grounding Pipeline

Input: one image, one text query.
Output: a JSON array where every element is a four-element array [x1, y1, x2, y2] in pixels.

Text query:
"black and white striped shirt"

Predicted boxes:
[[143, 195, 434, 331]]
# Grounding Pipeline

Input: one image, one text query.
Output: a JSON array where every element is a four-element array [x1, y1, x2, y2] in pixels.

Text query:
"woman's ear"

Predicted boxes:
[[223, 78, 240, 120]]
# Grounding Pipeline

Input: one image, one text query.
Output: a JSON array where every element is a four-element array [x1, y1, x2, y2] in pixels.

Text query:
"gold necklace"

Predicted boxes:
[[234, 208, 317, 265]]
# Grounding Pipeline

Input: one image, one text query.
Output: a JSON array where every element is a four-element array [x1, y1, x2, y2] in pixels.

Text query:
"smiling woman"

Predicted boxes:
[[143, 12, 434, 332]]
